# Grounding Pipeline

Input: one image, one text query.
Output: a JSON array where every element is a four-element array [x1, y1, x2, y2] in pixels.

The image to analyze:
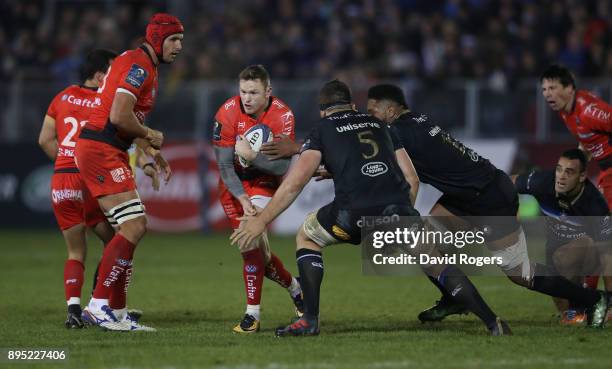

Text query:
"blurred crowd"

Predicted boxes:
[[2, 0, 612, 86]]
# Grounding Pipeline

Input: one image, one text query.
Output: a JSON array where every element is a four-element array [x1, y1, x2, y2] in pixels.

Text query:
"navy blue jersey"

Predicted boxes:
[[302, 110, 411, 209], [515, 169, 611, 243], [390, 111, 497, 201]]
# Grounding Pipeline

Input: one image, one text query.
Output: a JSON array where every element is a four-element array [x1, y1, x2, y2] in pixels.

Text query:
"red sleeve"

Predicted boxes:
[[269, 102, 295, 140], [581, 96, 612, 133], [116, 59, 153, 99], [46, 92, 62, 119], [212, 102, 237, 147]]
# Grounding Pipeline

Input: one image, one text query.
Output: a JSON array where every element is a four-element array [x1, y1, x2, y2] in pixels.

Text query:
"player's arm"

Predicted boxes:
[[38, 115, 58, 161], [395, 148, 419, 204], [230, 150, 322, 247], [235, 135, 291, 175], [513, 170, 543, 195], [110, 92, 163, 148], [214, 145, 256, 215], [260, 134, 302, 160], [578, 143, 593, 161]]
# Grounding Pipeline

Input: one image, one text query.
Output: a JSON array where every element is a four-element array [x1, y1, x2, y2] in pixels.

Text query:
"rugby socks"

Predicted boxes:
[[531, 264, 600, 307], [427, 275, 452, 300], [296, 249, 324, 319], [246, 305, 261, 320], [241, 249, 265, 307], [64, 259, 84, 305], [438, 266, 497, 328], [109, 250, 135, 310], [92, 234, 136, 301], [265, 253, 293, 289]]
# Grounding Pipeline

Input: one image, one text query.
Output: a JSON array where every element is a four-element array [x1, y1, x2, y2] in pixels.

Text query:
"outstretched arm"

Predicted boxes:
[[230, 150, 322, 247]]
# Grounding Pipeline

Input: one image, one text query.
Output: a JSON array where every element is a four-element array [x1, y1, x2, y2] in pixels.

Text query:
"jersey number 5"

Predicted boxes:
[[358, 130, 379, 159]]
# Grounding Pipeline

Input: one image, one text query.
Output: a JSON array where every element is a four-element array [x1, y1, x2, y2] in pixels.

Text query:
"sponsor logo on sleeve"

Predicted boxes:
[[125, 64, 147, 88]]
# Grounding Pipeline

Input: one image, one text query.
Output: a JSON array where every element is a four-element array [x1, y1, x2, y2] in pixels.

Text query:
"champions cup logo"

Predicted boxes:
[[224, 99, 236, 110]]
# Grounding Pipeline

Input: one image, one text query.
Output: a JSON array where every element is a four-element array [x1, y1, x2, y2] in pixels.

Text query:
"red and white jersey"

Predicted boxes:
[[560, 90, 612, 162], [86, 46, 158, 148], [46, 85, 100, 171], [212, 95, 295, 191]]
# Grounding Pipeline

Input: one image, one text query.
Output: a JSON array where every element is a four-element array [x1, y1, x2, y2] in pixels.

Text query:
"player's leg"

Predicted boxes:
[[408, 215, 510, 335], [417, 204, 471, 321], [232, 217, 267, 333], [486, 227, 608, 328], [83, 190, 151, 331], [251, 198, 304, 317], [276, 208, 337, 337], [550, 236, 599, 324], [51, 173, 89, 328], [61, 223, 88, 328]]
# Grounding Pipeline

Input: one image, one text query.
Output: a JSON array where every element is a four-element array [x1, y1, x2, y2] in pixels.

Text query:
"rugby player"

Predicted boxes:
[[514, 149, 611, 324], [75, 13, 182, 331], [39, 49, 117, 328], [212, 65, 303, 333], [541, 64, 612, 292], [232, 80, 512, 336], [366, 84, 609, 328]]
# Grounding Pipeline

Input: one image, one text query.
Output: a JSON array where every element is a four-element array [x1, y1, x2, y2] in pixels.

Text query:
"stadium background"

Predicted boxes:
[[3, 0, 611, 231]]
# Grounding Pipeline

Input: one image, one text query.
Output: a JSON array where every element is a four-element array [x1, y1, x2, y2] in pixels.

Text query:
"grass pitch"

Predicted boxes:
[[0, 230, 611, 369]]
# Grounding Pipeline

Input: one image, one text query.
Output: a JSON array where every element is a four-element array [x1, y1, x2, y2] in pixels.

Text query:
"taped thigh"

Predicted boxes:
[[302, 211, 340, 248], [107, 198, 146, 225]]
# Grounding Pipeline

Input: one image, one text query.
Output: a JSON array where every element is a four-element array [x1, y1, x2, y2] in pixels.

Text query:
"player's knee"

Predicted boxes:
[[120, 216, 147, 242]]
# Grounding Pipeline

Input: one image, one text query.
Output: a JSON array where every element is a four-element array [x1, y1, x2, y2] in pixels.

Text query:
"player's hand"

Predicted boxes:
[[235, 135, 257, 162], [314, 165, 332, 181], [230, 216, 267, 248], [145, 127, 164, 149], [260, 134, 300, 160], [146, 148, 172, 184], [238, 195, 257, 216], [142, 163, 160, 191]]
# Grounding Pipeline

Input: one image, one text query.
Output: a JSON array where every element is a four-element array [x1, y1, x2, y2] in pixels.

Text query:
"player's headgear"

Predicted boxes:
[[540, 64, 576, 89], [319, 79, 352, 110], [367, 84, 408, 108], [145, 13, 184, 59]]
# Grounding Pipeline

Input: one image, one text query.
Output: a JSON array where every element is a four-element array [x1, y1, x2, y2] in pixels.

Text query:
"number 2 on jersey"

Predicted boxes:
[[358, 130, 379, 159], [60, 117, 86, 147]]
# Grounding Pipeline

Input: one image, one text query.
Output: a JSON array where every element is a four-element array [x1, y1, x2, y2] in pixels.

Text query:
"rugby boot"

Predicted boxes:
[[418, 296, 469, 322], [560, 309, 586, 325], [488, 317, 513, 336], [275, 316, 319, 337], [586, 291, 609, 328], [232, 314, 260, 333], [65, 305, 84, 329]]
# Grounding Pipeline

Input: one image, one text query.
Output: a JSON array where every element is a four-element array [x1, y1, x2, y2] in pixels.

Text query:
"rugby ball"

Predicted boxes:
[[238, 124, 273, 167]]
